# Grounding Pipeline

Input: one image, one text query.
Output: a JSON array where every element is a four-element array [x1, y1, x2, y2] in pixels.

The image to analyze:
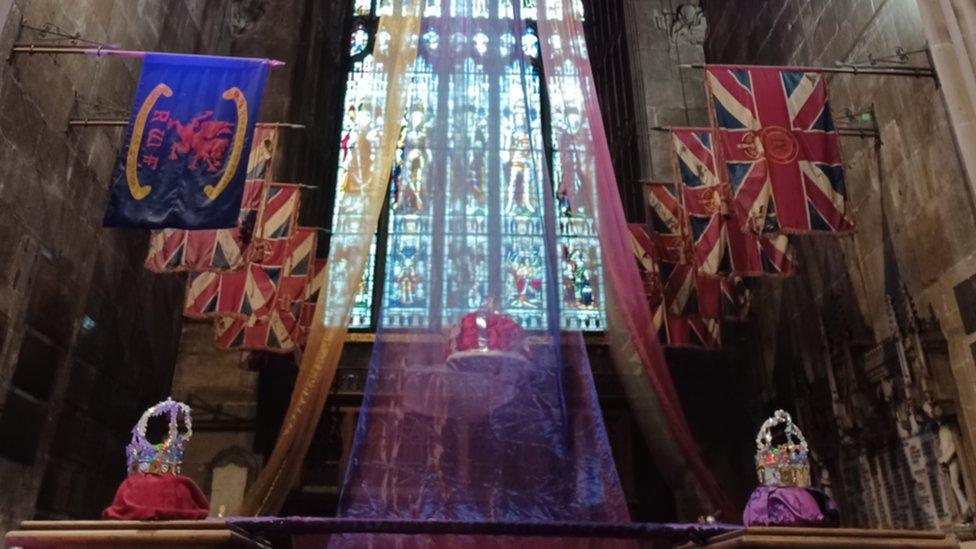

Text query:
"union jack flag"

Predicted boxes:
[[214, 305, 300, 353], [144, 179, 265, 272], [254, 183, 300, 242], [721, 276, 751, 321], [641, 186, 722, 349], [671, 128, 794, 277], [246, 125, 279, 181], [184, 262, 278, 319], [276, 227, 318, 305], [643, 181, 693, 265], [706, 66, 852, 234], [292, 258, 327, 348], [665, 314, 721, 349], [628, 224, 665, 337], [671, 129, 729, 276]]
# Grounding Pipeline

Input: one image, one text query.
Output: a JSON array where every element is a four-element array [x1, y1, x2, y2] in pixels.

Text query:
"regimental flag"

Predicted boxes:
[[705, 66, 852, 234], [257, 183, 301, 240], [276, 227, 317, 305], [721, 276, 751, 321], [641, 185, 722, 349], [214, 305, 300, 353], [628, 224, 665, 337], [292, 259, 327, 348], [671, 128, 795, 277], [671, 129, 729, 276], [104, 53, 270, 229], [246, 125, 279, 181], [184, 263, 277, 319], [144, 178, 266, 272], [665, 314, 721, 350], [643, 181, 692, 265], [181, 183, 302, 317]]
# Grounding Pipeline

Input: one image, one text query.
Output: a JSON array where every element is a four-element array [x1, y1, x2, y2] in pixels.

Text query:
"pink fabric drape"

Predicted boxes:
[[537, 0, 734, 518]]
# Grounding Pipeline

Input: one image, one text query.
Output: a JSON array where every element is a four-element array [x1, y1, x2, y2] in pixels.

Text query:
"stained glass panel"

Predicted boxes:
[[381, 55, 438, 328], [350, 238, 377, 328], [350, 22, 370, 57], [336, 0, 605, 332], [499, 54, 550, 328], [550, 53, 606, 330], [332, 27, 389, 329], [443, 57, 491, 325], [354, 0, 372, 16]]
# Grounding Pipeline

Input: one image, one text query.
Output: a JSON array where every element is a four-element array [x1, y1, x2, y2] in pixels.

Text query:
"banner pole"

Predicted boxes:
[[680, 62, 936, 79], [68, 119, 306, 129], [11, 45, 286, 66], [649, 125, 879, 138]]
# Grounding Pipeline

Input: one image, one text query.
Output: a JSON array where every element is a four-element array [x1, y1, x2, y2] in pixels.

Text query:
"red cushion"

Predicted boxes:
[[102, 473, 209, 521]]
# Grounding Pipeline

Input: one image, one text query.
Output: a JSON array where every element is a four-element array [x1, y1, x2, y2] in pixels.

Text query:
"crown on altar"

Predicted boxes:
[[755, 409, 810, 488], [126, 397, 193, 476], [445, 298, 530, 362]]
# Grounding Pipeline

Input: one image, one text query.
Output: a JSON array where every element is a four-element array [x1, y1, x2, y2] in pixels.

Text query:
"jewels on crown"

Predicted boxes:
[[126, 397, 192, 476], [755, 409, 810, 488]]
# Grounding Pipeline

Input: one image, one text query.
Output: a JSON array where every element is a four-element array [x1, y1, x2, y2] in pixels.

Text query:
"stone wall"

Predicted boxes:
[[0, 0, 325, 533], [701, 0, 976, 529]]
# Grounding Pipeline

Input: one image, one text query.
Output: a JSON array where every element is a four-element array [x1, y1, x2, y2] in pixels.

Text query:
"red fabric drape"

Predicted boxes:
[[537, 0, 735, 518]]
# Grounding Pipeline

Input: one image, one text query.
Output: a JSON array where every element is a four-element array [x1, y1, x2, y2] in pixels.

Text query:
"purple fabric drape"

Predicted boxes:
[[536, 0, 734, 517], [328, 2, 629, 546], [742, 486, 839, 527]]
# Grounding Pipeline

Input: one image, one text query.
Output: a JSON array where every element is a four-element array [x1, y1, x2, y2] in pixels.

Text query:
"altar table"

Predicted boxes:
[[4, 520, 269, 548]]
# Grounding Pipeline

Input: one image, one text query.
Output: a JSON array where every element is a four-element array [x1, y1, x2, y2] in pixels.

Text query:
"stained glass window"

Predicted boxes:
[[333, 0, 604, 331]]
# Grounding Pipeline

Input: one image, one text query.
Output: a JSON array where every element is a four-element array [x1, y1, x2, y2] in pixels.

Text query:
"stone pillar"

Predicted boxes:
[[917, 0, 976, 203]]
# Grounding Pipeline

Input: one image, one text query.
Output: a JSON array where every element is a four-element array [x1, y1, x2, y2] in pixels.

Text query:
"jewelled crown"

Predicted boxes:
[[126, 397, 193, 476], [446, 301, 530, 363], [755, 409, 810, 488]]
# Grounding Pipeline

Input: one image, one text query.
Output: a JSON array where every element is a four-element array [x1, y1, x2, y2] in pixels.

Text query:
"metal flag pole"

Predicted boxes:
[[650, 125, 880, 139], [11, 45, 286, 67], [68, 119, 306, 129], [680, 62, 936, 79]]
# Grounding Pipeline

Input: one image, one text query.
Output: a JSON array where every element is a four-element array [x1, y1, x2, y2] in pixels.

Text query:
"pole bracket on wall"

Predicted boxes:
[[834, 46, 938, 83], [8, 21, 119, 62], [835, 103, 881, 143]]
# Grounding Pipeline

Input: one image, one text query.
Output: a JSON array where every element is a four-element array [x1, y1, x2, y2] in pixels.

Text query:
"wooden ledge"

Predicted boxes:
[[697, 526, 959, 548], [5, 519, 269, 548]]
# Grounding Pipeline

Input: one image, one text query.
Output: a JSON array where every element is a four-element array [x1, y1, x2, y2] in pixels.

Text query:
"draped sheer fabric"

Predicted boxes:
[[330, 0, 629, 545], [536, 0, 733, 517], [241, 9, 422, 515], [244, 0, 732, 527]]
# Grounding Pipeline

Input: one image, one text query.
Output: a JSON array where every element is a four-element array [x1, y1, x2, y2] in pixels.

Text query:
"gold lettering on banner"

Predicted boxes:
[[126, 83, 173, 200]]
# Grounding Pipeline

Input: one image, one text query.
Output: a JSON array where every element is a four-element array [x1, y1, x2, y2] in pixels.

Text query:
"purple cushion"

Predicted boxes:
[[743, 486, 839, 527]]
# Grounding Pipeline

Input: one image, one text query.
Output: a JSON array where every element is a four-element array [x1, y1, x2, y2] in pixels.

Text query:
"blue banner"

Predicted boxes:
[[103, 53, 269, 229]]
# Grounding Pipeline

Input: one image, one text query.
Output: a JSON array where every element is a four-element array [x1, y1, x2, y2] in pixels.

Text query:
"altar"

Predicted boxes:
[[4, 520, 961, 548]]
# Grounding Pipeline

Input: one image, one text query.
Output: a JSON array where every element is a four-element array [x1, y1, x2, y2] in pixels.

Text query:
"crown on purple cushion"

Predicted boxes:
[[126, 397, 193, 476], [755, 409, 810, 487]]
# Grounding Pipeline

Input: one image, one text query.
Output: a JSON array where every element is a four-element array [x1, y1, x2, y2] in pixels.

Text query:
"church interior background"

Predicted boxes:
[[1, 0, 976, 543]]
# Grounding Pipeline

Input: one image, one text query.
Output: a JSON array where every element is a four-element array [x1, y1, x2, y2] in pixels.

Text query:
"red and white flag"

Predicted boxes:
[[706, 66, 852, 234], [671, 128, 794, 277]]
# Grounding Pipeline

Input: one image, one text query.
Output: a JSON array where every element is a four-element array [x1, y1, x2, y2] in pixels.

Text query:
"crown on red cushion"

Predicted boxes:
[[446, 300, 530, 362]]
